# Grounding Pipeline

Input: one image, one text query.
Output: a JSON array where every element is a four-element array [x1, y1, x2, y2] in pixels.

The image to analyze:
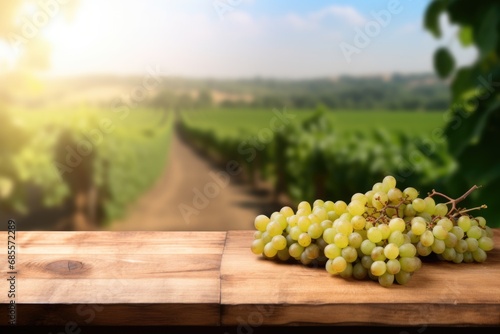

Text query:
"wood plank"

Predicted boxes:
[[220, 230, 500, 326], [0, 231, 226, 326]]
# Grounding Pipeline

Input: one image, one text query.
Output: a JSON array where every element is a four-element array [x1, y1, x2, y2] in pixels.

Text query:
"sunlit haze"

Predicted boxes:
[[33, 0, 477, 78]]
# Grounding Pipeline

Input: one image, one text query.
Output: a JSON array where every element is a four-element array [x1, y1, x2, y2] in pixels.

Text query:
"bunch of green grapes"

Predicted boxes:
[[251, 175, 495, 287]]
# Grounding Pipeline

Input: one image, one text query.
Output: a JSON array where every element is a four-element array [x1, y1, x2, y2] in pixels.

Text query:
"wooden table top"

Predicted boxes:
[[1, 229, 499, 327]]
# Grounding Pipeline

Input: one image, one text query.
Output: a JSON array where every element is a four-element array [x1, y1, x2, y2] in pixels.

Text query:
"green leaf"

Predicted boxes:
[[434, 47, 455, 79], [458, 26, 473, 47], [474, 5, 499, 58], [424, 0, 447, 38]]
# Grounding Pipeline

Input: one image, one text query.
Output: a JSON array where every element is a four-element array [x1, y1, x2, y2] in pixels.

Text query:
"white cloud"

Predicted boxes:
[[313, 5, 367, 26]]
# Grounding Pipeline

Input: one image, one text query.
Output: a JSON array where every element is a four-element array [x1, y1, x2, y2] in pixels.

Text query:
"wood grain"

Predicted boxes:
[[1, 230, 500, 327], [220, 230, 500, 326], [0, 231, 226, 326]]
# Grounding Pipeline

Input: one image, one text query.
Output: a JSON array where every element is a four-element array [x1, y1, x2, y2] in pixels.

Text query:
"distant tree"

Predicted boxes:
[[425, 0, 500, 221]]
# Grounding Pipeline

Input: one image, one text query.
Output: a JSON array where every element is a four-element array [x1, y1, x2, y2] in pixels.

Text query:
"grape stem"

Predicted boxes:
[[428, 185, 482, 217]]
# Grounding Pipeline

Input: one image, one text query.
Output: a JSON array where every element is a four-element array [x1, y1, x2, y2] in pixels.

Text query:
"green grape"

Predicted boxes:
[[403, 187, 419, 201], [298, 216, 312, 232], [298, 233, 312, 247], [434, 203, 448, 217], [305, 244, 320, 259], [467, 226, 482, 239], [399, 243, 417, 258], [388, 231, 405, 246], [470, 218, 479, 227], [420, 230, 434, 247], [382, 175, 397, 190], [339, 263, 353, 279], [367, 227, 383, 243], [472, 248, 487, 262], [253, 231, 262, 239], [353, 262, 368, 280], [290, 226, 302, 240], [412, 198, 426, 212], [339, 213, 353, 222], [287, 215, 299, 227], [300, 251, 313, 265], [324, 244, 341, 259], [361, 239, 376, 255], [476, 216, 487, 228], [289, 243, 304, 258], [454, 239, 468, 254], [325, 259, 336, 274], [251, 239, 265, 255], [365, 190, 375, 206], [266, 221, 283, 237], [378, 273, 395, 287], [361, 255, 374, 269], [316, 237, 327, 250], [323, 227, 336, 244], [261, 232, 272, 243], [450, 226, 465, 240], [442, 247, 457, 261], [254, 215, 270, 232], [370, 261, 386, 276], [463, 251, 474, 263], [286, 234, 294, 247], [271, 235, 287, 250], [372, 192, 388, 209], [296, 208, 309, 217], [457, 216, 471, 232], [277, 249, 291, 261], [399, 257, 421, 272], [348, 200, 365, 216], [313, 199, 325, 208], [348, 232, 363, 248], [478, 236, 494, 251], [280, 206, 294, 218], [263, 242, 278, 257], [334, 233, 349, 248], [307, 213, 323, 224], [423, 197, 436, 214], [371, 246, 386, 261], [411, 217, 427, 236], [387, 188, 403, 203], [406, 230, 420, 244], [404, 204, 417, 217], [395, 270, 412, 285], [331, 256, 347, 273], [389, 217, 405, 233], [334, 200, 347, 214], [307, 223, 323, 239], [274, 213, 288, 230], [466, 237, 479, 251], [298, 201, 312, 214], [351, 193, 368, 205], [433, 225, 448, 240], [336, 219, 353, 235], [444, 233, 458, 248], [437, 217, 453, 232], [313, 207, 328, 221], [452, 253, 464, 264], [386, 259, 401, 275], [431, 239, 446, 254], [377, 224, 391, 240], [324, 200, 335, 212], [485, 226, 493, 238], [320, 219, 333, 230], [384, 243, 400, 260], [327, 210, 340, 221], [416, 242, 432, 256], [342, 246, 358, 263], [351, 215, 366, 230], [372, 182, 384, 192]]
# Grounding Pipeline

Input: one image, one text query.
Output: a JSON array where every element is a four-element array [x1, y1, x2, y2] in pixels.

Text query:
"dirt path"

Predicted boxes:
[[107, 131, 280, 231]]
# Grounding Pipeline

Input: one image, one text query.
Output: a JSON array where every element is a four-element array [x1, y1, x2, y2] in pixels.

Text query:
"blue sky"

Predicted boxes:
[[37, 0, 477, 78]]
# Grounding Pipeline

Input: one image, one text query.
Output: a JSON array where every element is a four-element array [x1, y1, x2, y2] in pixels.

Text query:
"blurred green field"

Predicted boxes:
[[182, 109, 446, 138]]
